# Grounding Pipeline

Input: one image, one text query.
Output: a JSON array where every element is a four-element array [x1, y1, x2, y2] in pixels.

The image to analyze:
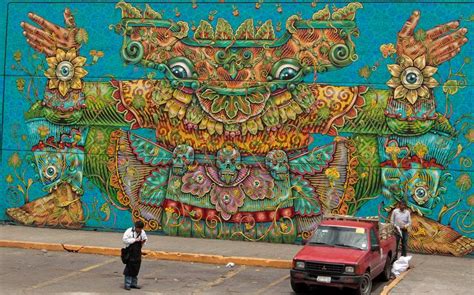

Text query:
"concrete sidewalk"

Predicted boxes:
[[0, 224, 299, 268], [1, 224, 473, 294], [390, 254, 474, 294], [0, 224, 300, 259]]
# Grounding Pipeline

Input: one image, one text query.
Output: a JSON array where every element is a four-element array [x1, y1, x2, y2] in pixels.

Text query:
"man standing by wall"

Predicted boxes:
[[391, 201, 411, 257], [122, 221, 147, 290]]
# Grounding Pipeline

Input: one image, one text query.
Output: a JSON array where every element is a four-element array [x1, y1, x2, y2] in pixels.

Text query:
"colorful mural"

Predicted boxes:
[[1, 0, 473, 256]]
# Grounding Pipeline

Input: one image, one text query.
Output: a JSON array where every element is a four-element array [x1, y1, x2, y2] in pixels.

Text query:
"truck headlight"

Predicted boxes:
[[345, 266, 355, 273], [295, 261, 305, 269]]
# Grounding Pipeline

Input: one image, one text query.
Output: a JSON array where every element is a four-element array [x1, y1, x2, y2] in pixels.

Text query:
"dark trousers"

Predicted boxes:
[[396, 229, 409, 257]]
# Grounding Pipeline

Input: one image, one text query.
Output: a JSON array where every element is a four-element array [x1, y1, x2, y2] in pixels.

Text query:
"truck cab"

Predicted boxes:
[[291, 216, 396, 295]]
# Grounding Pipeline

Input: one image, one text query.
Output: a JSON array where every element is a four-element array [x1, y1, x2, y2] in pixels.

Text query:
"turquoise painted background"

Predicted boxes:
[[0, 1, 472, 250]]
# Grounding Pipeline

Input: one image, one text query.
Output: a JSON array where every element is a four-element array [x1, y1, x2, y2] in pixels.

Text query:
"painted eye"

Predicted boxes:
[[275, 64, 300, 80], [195, 174, 204, 183], [401, 67, 423, 90], [45, 165, 57, 179], [415, 187, 427, 198], [223, 194, 231, 204], [55, 61, 74, 81], [169, 62, 192, 79]]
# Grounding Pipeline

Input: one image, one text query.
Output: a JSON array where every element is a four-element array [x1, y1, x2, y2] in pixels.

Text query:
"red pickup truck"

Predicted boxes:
[[291, 216, 397, 295]]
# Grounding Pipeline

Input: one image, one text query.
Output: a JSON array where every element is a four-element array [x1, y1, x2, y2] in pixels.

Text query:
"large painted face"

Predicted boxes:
[[114, 3, 360, 126], [172, 144, 194, 176], [120, 24, 355, 86], [216, 146, 241, 184], [265, 150, 289, 181]]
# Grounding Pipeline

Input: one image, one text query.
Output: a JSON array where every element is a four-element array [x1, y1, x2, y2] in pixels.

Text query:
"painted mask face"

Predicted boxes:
[[405, 169, 451, 213], [37, 151, 63, 189], [216, 146, 241, 184], [382, 165, 451, 216], [35, 147, 84, 193], [172, 144, 194, 175], [265, 150, 289, 181]]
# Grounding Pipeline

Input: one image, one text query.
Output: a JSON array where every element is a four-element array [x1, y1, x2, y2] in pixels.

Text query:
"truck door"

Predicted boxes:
[[369, 228, 384, 276]]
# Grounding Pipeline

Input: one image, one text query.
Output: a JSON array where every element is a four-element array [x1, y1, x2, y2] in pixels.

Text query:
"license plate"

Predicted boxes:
[[317, 276, 331, 283]]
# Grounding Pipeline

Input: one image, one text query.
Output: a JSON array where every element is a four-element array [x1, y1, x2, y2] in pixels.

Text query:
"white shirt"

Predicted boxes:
[[391, 208, 412, 229], [122, 227, 147, 247]]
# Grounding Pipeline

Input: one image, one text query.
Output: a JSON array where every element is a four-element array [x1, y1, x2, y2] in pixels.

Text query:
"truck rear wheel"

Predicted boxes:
[[355, 272, 372, 295], [290, 279, 308, 294]]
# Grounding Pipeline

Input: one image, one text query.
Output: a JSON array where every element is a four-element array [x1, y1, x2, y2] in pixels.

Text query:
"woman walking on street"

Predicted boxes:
[[122, 221, 147, 290]]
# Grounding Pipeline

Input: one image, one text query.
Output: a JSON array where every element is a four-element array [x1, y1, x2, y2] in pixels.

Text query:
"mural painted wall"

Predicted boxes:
[[1, 0, 473, 256]]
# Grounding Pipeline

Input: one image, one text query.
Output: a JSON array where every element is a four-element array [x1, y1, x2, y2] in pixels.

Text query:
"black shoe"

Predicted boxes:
[[131, 286, 141, 289], [124, 286, 131, 290]]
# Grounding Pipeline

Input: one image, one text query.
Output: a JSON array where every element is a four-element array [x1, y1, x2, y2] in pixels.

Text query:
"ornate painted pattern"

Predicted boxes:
[[2, 1, 473, 255]]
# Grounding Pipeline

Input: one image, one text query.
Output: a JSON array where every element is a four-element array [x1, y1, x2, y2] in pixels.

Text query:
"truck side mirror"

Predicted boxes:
[[371, 244, 380, 251]]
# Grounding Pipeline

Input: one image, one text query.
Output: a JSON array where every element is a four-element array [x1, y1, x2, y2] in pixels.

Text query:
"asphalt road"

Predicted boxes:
[[0, 248, 388, 294]]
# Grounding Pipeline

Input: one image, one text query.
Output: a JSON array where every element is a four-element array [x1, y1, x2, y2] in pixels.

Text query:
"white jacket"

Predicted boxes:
[[122, 227, 147, 247]]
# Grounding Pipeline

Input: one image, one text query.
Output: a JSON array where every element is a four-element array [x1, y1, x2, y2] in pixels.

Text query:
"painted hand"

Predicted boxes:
[[20, 8, 79, 56], [396, 11, 468, 66]]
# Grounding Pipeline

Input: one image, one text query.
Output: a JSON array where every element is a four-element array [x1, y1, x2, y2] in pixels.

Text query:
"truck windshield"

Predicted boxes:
[[309, 226, 368, 250]]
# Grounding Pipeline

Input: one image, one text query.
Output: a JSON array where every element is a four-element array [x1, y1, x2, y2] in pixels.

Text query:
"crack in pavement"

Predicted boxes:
[[191, 265, 247, 294]]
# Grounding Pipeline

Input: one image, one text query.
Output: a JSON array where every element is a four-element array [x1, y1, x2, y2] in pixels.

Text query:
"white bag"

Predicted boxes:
[[391, 255, 412, 277]]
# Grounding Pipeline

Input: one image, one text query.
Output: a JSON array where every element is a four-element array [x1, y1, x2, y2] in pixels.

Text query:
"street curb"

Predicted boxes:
[[0, 240, 292, 269], [380, 269, 411, 295]]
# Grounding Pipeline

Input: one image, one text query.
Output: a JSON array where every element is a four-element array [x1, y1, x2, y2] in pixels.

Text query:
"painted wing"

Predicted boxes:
[[289, 142, 336, 175], [290, 139, 358, 215], [109, 130, 172, 223]]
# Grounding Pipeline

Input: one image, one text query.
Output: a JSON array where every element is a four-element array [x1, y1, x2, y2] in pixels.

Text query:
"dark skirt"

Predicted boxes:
[[123, 241, 142, 277], [123, 260, 141, 277]]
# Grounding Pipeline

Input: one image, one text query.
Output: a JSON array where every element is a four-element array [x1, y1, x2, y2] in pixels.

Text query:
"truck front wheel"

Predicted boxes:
[[355, 272, 372, 295], [290, 279, 308, 294]]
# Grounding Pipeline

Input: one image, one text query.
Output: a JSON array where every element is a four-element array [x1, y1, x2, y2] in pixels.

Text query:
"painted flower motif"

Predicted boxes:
[[456, 174, 472, 192], [182, 167, 212, 197], [8, 153, 21, 168], [165, 206, 176, 215], [386, 55, 438, 104], [210, 185, 245, 221], [468, 195, 474, 207], [442, 80, 459, 95], [358, 65, 371, 79], [325, 168, 340, 181], [89, 50, 104, 64], [16, 78, 25, 92], [241, 169, 274, 200], [167, 177, 182, 195], [380, 43, 396, 58], [413, 142, 429, 159], [325, 167, 340, 188], [6, 174, 13, 183], [37, 125, 50, 138], [13, 50, 22, 62], [44, 48, 88, 96], [465, 129, 474, 143]]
